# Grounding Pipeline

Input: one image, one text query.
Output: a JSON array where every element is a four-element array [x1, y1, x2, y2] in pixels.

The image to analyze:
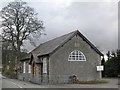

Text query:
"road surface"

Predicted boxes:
[[1, 77, 119, 89], [2, 78, 22, 88], [2, 78, 47, 88]]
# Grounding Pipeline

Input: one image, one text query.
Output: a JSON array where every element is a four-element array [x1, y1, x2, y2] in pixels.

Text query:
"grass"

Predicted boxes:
[[72, 80, 108, 84]]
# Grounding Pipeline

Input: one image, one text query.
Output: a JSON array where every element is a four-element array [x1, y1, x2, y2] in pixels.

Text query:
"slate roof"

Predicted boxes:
[[21, 30, 103, 61]]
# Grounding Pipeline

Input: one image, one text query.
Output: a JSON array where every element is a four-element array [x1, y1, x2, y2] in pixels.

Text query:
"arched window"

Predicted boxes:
[[68, 50, 86, 61]]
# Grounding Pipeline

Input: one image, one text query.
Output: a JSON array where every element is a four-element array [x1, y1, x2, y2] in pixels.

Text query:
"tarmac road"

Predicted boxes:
[[1, 77, 119, 89], [2, 78, 22, 88]]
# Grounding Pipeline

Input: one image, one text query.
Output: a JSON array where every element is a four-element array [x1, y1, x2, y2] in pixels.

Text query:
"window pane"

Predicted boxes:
[[76, 56, 79, 60], [72, 52, 75, 55], [68, 50, 86, 61]]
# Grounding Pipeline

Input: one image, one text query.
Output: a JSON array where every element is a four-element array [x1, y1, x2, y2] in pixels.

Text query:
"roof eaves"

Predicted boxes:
[[20, 57, 30, 61], [37, 53, 49, 57]]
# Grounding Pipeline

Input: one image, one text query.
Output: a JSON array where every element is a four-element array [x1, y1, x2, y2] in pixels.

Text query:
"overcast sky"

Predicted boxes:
[[0, 0, 118, 54]]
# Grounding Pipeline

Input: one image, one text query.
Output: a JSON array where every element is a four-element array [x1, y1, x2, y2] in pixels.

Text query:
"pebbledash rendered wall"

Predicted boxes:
[[49, 35, 101, 84]]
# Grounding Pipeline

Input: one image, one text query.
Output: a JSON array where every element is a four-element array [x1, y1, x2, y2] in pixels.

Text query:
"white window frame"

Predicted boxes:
[[28, 65, 31, 73], [68, 50, 86, 61], [43, 58, 47, 74], [23, 62, 26, 73]]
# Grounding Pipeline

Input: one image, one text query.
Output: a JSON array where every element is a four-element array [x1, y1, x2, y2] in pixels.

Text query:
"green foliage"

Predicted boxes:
[[72, 80, 108, 84], [2, 41, 28, 78], [104, 50, 120, 77], [2, 48, 28, 78], [101, 57, 105, 77], [2, 49, 16, 78]]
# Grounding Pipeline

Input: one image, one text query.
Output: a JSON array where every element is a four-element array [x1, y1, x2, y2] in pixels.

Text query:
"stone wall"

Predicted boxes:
[[18, 73, 42, 84]]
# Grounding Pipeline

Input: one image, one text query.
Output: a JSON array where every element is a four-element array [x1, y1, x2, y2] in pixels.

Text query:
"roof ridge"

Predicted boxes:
[[31, 30, 78, 53], [21, 30, 103, 61]]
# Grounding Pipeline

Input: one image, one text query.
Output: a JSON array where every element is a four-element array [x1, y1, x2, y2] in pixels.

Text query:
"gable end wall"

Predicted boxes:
[[49, 34, 101, 83]]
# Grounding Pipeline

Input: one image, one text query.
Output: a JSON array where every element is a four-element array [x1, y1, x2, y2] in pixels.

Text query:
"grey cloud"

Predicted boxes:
[[1, 1, 118, 54], [40, 2, 118, 53]]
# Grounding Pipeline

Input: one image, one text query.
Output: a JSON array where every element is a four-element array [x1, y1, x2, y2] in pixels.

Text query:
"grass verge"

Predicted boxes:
[[73, 80, 108, 84]]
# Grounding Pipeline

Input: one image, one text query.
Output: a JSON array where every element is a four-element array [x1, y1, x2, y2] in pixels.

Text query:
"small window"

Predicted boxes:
[[28, 65, 31, 73], [43, 58, 47, 74], [23, 62, 26, 73], [68, 50, 86, 61]]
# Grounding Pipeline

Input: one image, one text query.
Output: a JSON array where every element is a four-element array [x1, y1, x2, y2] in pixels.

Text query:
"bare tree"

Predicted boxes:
[[0, 1, 44, 74]]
